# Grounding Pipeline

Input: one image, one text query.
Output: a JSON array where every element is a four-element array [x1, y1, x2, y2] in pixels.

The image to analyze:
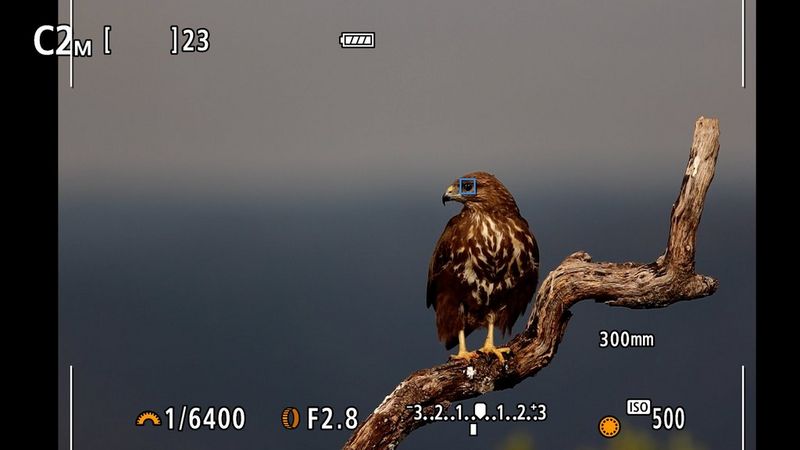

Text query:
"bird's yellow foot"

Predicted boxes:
[[478, 344, 511, 363], [450, 350, 479, 361]]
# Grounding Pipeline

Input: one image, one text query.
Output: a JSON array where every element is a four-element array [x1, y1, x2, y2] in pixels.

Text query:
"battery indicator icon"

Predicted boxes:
[[340, 32, 375, 48]]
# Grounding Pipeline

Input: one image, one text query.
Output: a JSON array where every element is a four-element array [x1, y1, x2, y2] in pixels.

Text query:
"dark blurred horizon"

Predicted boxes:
[[58, 183, 754, 450]]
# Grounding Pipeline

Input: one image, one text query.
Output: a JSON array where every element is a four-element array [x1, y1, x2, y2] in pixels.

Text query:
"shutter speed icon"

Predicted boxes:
[[136, 410, 162, 426], [340, 32, 375, 48]]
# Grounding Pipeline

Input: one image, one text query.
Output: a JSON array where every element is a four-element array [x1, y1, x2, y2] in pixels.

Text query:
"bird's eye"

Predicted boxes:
[[463, 182, 473, 192]]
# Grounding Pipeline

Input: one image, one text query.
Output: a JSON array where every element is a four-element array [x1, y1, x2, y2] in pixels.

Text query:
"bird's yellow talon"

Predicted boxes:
[[478, 345, 511, 363]]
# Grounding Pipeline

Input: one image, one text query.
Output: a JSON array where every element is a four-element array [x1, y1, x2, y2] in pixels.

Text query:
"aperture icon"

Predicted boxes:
[[281, 407, 301, 430]]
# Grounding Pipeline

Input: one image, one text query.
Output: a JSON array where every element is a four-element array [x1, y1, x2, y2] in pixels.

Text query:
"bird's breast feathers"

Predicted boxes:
[[447, 212, 537, 305]]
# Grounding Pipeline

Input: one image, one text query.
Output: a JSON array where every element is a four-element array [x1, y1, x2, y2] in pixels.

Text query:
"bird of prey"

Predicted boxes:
[[427, 172, 539, 362]]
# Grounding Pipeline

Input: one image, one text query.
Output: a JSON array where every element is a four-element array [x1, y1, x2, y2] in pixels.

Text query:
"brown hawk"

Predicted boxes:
[[427, 172, 539, 362]]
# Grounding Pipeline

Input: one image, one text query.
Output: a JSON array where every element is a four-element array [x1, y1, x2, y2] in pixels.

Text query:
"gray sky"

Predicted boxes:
[[59, 0, 754, 201], [58, 1, 755, 449]]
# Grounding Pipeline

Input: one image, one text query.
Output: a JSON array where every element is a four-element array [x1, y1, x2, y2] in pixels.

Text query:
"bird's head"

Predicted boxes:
[[441, 171, 519, 212]]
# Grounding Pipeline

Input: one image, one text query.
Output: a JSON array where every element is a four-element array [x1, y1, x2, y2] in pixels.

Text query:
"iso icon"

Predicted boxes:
[[626, 399, 652, 416], [340, 32, 375, 48]]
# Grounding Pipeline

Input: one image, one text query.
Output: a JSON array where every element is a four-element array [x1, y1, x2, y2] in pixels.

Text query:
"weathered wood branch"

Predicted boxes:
[[343, 117, 720, 450]]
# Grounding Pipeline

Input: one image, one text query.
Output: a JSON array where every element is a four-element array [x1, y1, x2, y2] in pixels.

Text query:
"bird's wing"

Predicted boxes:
[[426, 215, 459, 309]]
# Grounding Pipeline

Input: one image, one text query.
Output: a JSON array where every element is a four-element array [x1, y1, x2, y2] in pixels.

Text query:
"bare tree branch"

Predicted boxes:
[[343, 117, 720, 450]]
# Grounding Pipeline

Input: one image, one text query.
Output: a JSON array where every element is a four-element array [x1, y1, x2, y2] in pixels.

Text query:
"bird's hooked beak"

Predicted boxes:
[[442, 185, 458, 205]]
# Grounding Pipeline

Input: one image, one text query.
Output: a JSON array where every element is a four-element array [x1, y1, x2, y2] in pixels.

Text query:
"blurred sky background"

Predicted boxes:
[[58, 1, 755, 449]]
